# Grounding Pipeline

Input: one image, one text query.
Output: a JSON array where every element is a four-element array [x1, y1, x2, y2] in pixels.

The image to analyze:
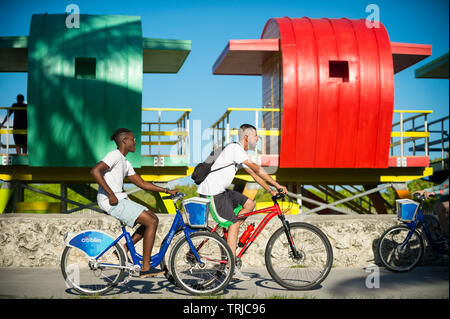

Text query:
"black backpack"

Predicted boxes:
[[191, 142, 238, 185]]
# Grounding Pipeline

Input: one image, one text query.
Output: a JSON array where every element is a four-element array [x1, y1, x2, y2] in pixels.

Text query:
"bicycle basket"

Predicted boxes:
[[181, 197, 210, 228], [396, 199, 419, 223]]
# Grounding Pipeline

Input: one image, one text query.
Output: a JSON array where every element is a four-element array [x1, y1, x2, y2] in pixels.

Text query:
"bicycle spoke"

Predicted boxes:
[[378, 226, 423, 272], [171, 232, 234, 295], [265, 223, 332, 290], [62, 244, 124, 295]]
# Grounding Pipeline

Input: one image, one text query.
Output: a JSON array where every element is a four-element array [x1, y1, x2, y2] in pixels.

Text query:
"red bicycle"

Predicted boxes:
[[210, 192, 333, 290]]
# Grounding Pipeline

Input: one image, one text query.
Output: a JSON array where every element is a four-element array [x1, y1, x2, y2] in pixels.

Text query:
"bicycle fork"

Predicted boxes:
[[278, 215, 301, 259]]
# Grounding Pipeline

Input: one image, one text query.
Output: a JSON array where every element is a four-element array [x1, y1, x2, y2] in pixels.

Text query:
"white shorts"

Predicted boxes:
[[108, 198, 146, 228]]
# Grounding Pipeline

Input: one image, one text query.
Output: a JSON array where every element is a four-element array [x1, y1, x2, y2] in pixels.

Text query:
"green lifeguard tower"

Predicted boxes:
[[0, 14, 192, 213]]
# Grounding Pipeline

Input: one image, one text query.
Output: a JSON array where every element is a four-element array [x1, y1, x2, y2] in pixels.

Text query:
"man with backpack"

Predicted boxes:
[[196, 124, 287, 281]]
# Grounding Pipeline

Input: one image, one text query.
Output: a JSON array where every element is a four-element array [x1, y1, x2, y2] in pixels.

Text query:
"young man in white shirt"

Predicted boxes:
[[91, 128, 178, 278], [198, 124, 287, 280]]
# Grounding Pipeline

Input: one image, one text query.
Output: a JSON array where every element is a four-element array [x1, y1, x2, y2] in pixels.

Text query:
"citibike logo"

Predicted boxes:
[[81, 237, 102, 243]]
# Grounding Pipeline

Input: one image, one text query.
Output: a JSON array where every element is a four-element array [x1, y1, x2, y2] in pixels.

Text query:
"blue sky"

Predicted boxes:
[[0, 0, 448, 164]]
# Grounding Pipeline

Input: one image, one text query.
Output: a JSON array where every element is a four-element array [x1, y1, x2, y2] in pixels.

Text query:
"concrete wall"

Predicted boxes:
[[0, 213, 447, 268]]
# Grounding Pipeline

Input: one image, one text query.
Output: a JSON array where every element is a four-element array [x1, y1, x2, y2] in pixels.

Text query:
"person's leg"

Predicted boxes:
[[134, 210, 159, 271], [123, 225, 145, 256], [227, 199, 255, 257], [436, 201, 449, 237]]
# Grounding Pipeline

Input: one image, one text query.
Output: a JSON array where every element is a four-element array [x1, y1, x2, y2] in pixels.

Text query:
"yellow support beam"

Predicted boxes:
[[142, 131, 188, 136], [227, 107, 281, 112], [15, 201, 60, 213], [229, 129, 279, 136], [393, 110, 433, 114], [142, 141, 177, 146], [142, 108, 192, 112], [234, 167, 433, 184], [0, 129, 27, 134], [390, 132, 430, 138]]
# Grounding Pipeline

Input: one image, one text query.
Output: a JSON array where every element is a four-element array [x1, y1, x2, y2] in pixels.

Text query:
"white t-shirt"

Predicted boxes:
[[197, 142, 249, 196], [97, 149, 136, 212]]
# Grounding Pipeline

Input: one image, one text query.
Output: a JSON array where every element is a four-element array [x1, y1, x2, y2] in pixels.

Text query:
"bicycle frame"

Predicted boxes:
[[401, 199, 446, 253], [93, 204, 200, 269], [210, 197, 295, 260]]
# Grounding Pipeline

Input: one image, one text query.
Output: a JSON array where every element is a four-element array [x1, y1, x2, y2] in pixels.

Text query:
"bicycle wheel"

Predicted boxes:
[[161, 227, 185, 288], [265, 222, 333, 290], [61, 243, 126, 295], [377, 225, 424, 272], [170, 231, 234, 295]]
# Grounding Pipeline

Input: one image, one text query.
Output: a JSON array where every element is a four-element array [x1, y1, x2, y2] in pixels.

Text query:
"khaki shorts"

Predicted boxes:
[[108, 198, 146, 228]]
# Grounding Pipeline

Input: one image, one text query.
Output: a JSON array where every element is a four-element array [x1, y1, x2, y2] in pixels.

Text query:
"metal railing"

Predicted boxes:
[[378, 110, 448, 169], [210, 107, 281, 160], [141, 107, 191, 166], [0, 106, 27, 165], [1, 106, 191, 166]]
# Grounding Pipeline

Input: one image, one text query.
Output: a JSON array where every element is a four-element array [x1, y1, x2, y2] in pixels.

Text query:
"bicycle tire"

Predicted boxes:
[[161, 227, 185, 287], [170, 231, 234, 295], [377, 225, 424, 272], [265, 222, 333, 290], [61, 243, 126, 296]]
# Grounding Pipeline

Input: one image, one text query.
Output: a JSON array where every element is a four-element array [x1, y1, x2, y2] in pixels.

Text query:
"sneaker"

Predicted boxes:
[[233, 268, 251, 281], [139, 267, 165, 278]]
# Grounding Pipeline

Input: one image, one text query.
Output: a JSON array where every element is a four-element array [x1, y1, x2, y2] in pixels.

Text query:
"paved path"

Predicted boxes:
[[0, 266, 448, 299]]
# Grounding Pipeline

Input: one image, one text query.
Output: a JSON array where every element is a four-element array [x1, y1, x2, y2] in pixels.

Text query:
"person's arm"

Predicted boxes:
[[244, 166, 279, 196], [243, 159, 288, 194], [90, 161, 119, 206], [127, 173, 178, 195], [414, 178, 449, 198], [0, 109, 13, 127], [424, 178, 449, 196]]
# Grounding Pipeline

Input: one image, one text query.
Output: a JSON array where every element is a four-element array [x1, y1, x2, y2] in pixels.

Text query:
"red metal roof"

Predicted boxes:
[[212, 39, 279, 75], [212, 40, 432, 76]]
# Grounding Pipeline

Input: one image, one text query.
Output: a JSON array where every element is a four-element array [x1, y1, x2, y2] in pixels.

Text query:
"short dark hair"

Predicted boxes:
[[239, 123, 256, 131], [238, 123, 257, 141], [110, 128, 131, 144], [16, 94, 24, 102]]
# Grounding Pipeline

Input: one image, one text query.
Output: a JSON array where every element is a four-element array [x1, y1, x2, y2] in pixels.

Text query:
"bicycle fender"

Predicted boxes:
[[64, 230, 116, 258]]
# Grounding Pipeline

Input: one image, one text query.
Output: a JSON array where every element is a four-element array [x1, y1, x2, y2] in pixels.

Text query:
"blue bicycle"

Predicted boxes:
[[61, 192, 235, 295], [377, 193, 449, 272]]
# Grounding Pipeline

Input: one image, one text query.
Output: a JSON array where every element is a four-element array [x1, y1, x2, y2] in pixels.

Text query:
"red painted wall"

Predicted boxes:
[[261, 17, 395, 168]]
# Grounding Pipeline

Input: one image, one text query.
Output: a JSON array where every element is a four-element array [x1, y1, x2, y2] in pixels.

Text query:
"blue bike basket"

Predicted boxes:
[[181, 197, 210, 228], [396, 199, 419, 223]]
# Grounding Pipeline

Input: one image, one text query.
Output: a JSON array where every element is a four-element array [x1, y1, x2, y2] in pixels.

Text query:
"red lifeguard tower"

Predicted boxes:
[[211, 17, 436, 214]]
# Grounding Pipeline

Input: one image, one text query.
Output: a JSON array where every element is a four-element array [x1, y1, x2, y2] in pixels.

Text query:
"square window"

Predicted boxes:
[[75, 58, 96, 79], [329, 60, 349, 82]]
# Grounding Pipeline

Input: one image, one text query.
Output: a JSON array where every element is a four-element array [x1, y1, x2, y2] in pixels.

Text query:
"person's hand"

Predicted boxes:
[[412, 190, 435, 199], [270, 190, 279, 197], [276, 185, 288, 194], [109, 194, 118, 206], [168, 189, 179, 195]]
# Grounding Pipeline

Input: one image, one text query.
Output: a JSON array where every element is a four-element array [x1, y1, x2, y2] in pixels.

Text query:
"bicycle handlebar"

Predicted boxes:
[[272, 189, 287, 201], [412, 192, 435, 202], [162, 192, 186, 201]]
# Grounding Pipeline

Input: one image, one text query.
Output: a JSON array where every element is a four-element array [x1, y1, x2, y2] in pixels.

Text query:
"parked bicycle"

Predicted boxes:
[[61, 192, 234, 296], [377, 193, 449, 272], [209, 191, 333, 290]]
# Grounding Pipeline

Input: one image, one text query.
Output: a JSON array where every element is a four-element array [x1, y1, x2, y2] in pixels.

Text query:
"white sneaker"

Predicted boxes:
[[233, 268, 251, 281]]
